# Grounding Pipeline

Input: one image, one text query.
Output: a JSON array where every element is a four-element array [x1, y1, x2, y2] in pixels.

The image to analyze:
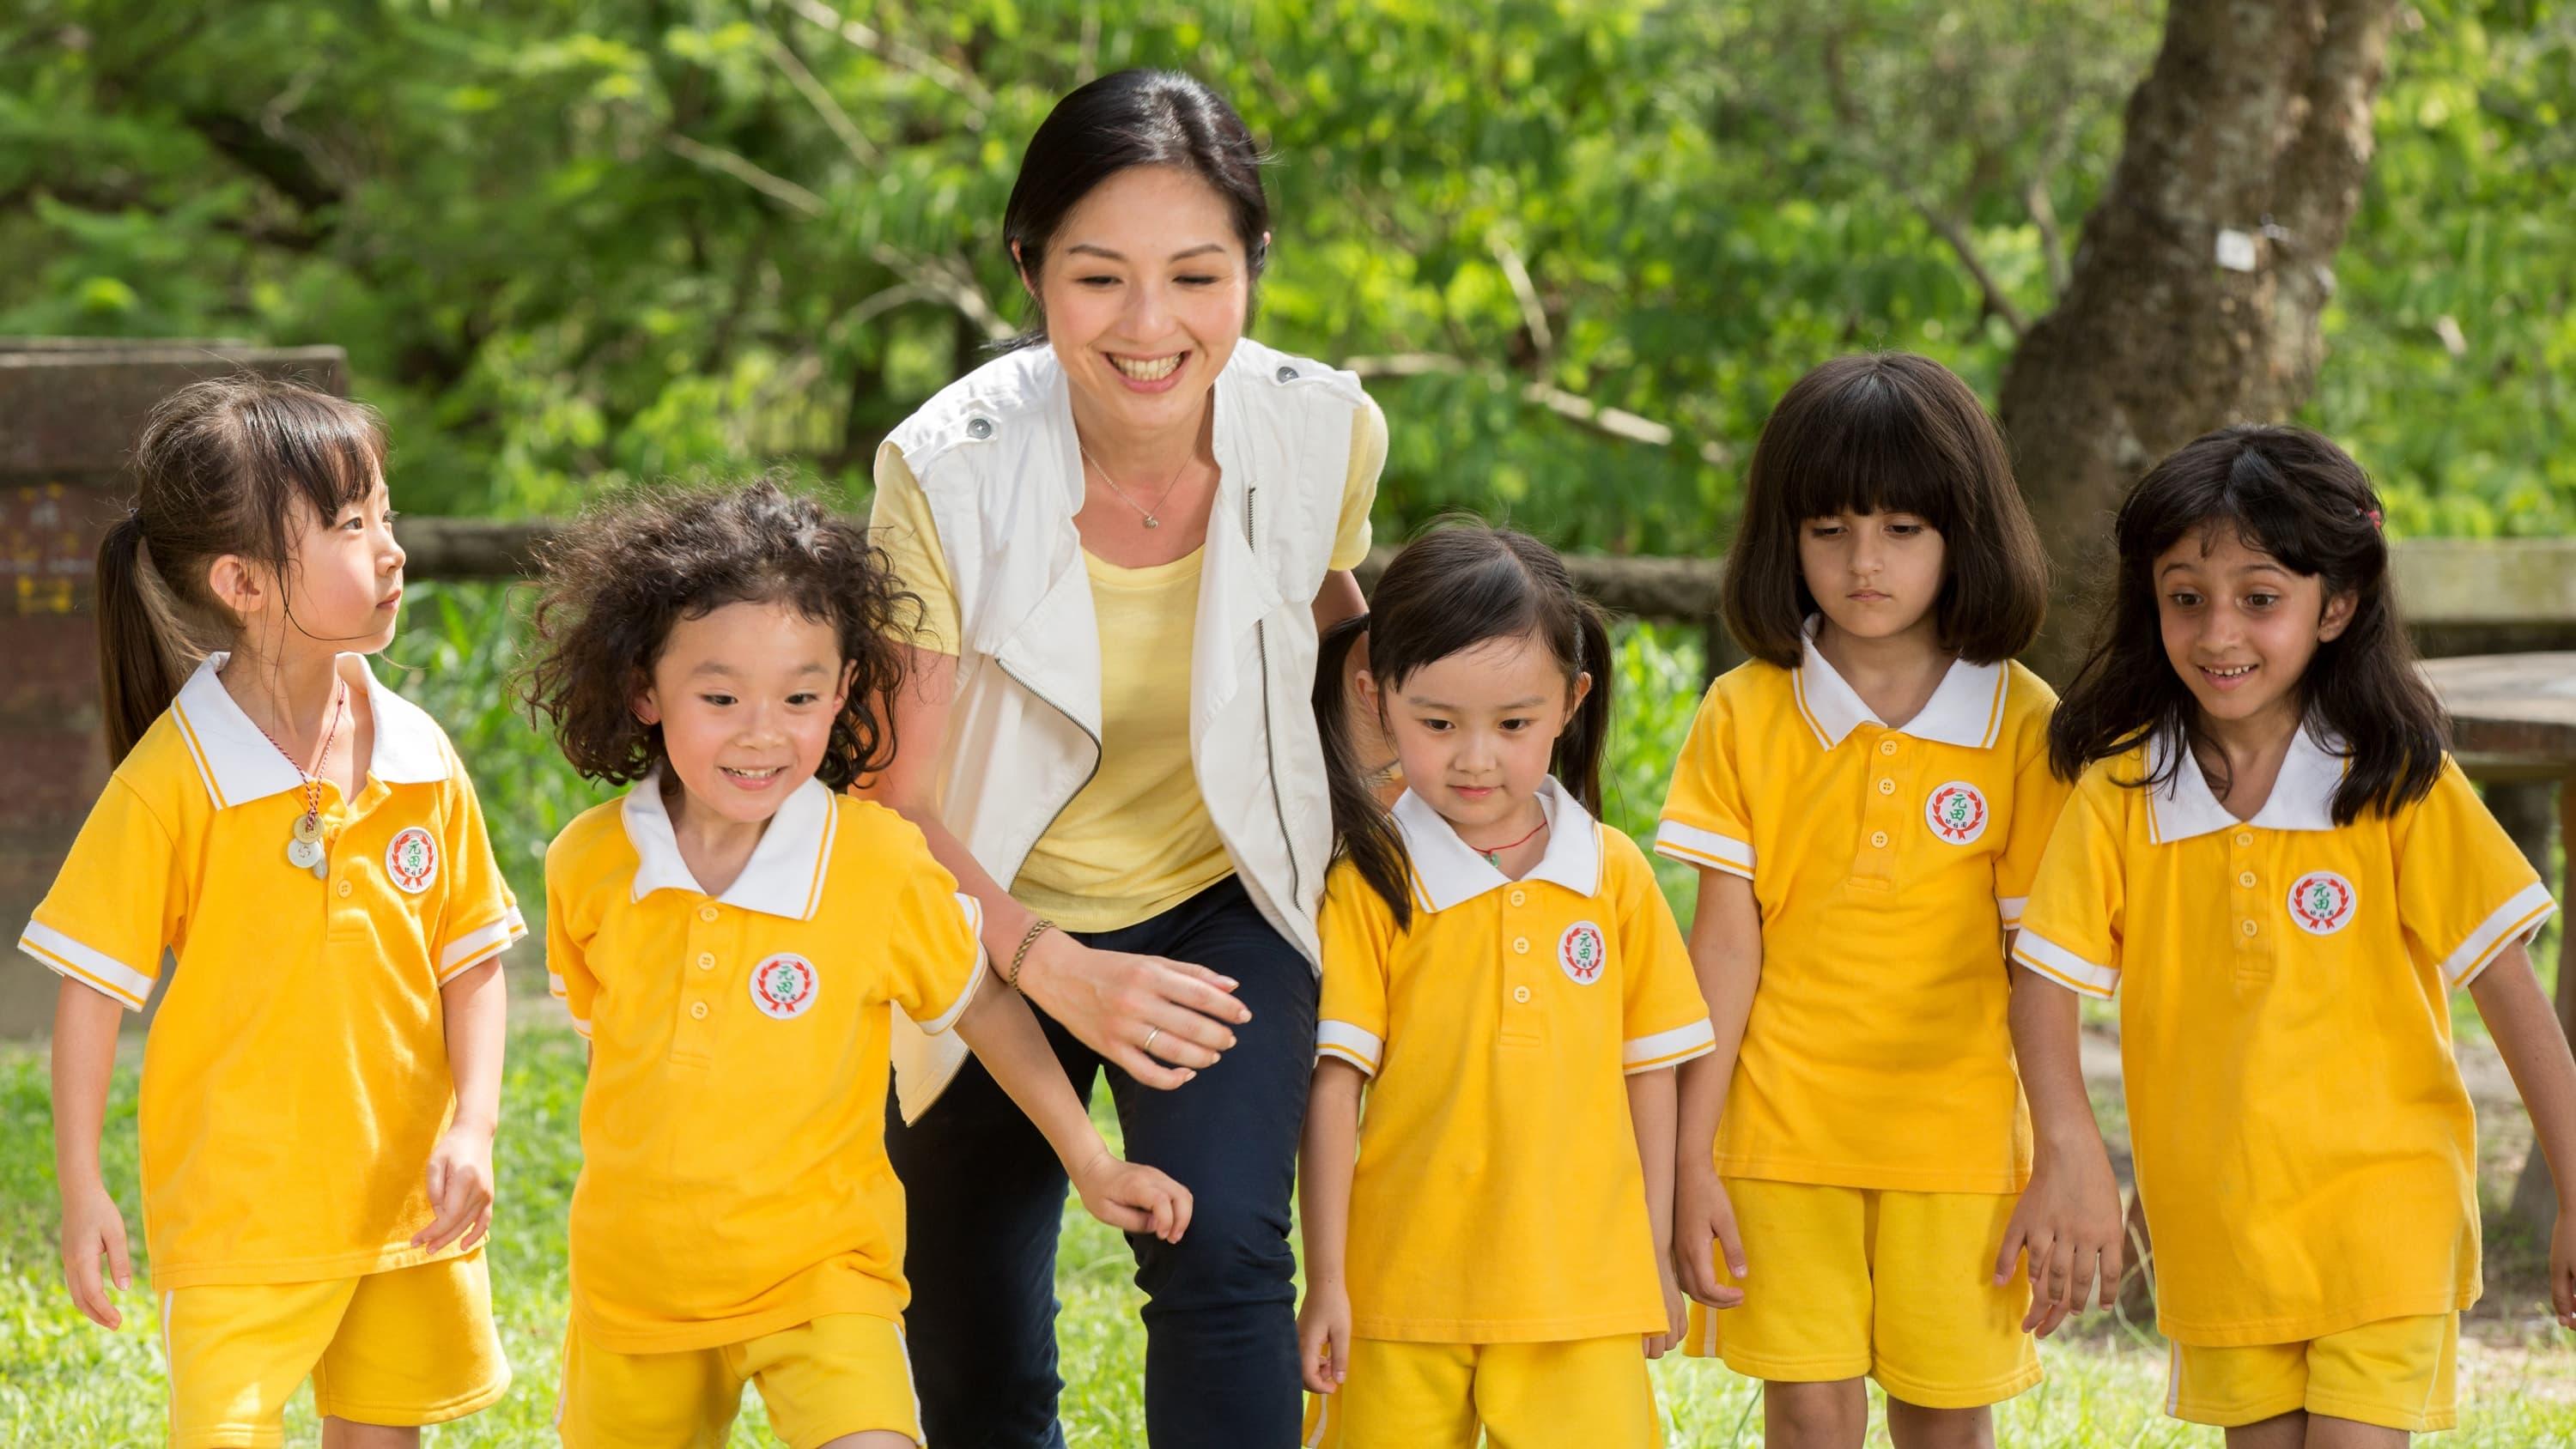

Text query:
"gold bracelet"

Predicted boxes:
[[1009, 919, 1057, 992]]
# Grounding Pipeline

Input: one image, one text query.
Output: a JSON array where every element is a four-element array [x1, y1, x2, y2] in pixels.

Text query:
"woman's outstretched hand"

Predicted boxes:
[[1019, 931, 1252, 1089]]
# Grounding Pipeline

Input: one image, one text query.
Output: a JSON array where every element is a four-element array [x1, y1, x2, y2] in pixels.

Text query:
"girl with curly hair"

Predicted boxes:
[[522, 479, 1191, 1449]]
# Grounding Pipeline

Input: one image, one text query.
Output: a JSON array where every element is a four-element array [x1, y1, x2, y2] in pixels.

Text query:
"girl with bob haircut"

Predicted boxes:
[[2011, 426, 2576, 1445], [1298, 524, 1715, 1447], [26, 374, 522, 1446], [1659, 352, 2069, 1449], [522, 480, 1190, 1449]]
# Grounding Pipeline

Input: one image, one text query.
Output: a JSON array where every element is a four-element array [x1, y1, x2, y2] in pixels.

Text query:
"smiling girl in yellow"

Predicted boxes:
[[1296, 526, 1716, 1449], [522, 480, 1190, 1449], [1657, 354, 2068, 1449], [22, 376, 521, 1448], [2012, 427, 2576, 1446]]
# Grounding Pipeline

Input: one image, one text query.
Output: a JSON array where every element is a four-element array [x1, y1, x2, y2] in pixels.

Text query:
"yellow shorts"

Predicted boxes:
[[2167, 1313, 2457, 1433], [556, 1312, 923, 1449], [1301, 1335, 1661, 1449], [161, 1250, 507, 1448], [1683, 1178, 2039, 1410]]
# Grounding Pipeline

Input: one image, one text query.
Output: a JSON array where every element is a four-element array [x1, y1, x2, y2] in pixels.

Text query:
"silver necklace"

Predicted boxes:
[[1078, 444, 1194, 529]]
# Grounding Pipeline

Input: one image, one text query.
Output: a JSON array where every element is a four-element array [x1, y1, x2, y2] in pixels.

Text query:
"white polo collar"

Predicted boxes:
[[1393, 775, 1603, 913], [1790, 618, 2007, 751], [622, 769, 840, 919], [170, 652, 450, 809], [2145, 723, 2349, 843]]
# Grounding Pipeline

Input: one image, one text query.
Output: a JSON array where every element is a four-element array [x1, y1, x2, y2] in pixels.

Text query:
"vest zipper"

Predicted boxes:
[[1246, 486, 1303, 904]]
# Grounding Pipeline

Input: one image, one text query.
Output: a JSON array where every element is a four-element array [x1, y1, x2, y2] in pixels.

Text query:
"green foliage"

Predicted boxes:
[[2, 0, 2568, 543]]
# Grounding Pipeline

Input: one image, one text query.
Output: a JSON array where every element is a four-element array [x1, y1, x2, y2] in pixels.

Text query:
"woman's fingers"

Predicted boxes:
[[1145, 959, 1251, 1028]]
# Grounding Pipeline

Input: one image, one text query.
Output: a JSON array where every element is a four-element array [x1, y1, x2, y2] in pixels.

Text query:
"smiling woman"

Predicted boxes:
[[858, 69, 1387, 1448]]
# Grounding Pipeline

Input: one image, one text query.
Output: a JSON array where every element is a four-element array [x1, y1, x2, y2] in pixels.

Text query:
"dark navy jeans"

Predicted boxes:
[[885, 876, 1317, 1448]]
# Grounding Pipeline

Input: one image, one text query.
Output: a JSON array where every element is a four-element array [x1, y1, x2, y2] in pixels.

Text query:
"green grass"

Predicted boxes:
[[6, 1018, 2576, 1445]]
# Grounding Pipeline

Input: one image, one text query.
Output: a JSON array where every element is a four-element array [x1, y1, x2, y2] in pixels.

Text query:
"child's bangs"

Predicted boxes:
[[1772, 417, 1959, 530], [242, 392, 388, 533]]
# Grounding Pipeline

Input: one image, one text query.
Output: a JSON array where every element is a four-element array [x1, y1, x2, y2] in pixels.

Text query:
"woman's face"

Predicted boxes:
[[1029, 164, 1258, 440]]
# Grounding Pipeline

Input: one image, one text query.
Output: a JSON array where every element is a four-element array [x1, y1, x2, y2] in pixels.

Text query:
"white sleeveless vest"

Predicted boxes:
[[883, 337, 1368, 1120]]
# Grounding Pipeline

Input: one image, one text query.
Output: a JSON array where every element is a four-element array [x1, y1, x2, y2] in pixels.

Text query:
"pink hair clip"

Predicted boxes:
[[2366, 507, 2383, 530]]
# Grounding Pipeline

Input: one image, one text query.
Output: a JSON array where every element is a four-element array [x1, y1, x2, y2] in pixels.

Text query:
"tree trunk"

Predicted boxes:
[[2001, 0, 2402, 681]]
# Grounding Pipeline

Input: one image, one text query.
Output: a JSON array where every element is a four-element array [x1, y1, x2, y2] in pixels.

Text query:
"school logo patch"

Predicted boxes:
[[2287, 871, 2357, 936], [1924, 781, 1990, 846], [1558, 921, 1608, 985], [385, 827, 438, 894], [749, 953, 819, 1020]]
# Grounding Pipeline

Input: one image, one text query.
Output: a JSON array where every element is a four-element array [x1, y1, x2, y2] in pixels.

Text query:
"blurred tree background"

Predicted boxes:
[[4, 0, 2569, 549]]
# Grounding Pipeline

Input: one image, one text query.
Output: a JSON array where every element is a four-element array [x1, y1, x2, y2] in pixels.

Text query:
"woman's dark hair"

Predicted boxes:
[[1315, 524, 1613, 929], [1721, 352, 2048, 669], [1002, 69, 1270, 343], [96, 373, 386, 762], [519, 478, 916, 791], [2049, 424, 2445, 822]]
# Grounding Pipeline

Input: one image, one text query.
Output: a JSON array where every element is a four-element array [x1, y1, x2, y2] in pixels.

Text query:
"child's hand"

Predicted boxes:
[[1673, 1166, 1748, 1309], [1995, 1147, 2123, 1337], [58, 1181, 131, 1330], [1298, 1278, 1352, 1393], [414, 1122, 495, 1253], [2552, 1209, 2576, 1331], [1644, 1264, 1687, 1360], [1072, 1150, 1193, 1244]]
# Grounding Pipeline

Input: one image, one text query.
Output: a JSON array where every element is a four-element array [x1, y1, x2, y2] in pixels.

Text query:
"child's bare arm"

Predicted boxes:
[[1627, 1066, 1684, 1355], [1673, 868, 1758, 1307], [416, 958, 507, 1253], [2467, 937, 2576, 1329], [1298, 1059, 1364, 1393], [1997, 958, 2123, 1336], [953, 979, 1193, 1242], [52, 979, 129, 1329]]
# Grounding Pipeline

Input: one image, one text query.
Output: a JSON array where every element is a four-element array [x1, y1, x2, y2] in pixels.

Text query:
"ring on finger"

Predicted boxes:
[[1142, 1026, 1163, 1057]]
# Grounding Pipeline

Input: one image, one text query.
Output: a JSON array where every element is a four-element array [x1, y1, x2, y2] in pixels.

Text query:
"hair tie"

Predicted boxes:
[[2365, 507, 2383, 531]]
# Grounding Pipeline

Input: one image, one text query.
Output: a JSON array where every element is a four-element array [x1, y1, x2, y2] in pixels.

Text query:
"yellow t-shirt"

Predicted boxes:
[[1317, 779, 1716, 1343], [545, 774, 986, 1353], [867, 396, 1385, 932], [1656, 635, 2066, 1193], [17, 654, 525, 1290], [2013, 730, 2555, 1345]]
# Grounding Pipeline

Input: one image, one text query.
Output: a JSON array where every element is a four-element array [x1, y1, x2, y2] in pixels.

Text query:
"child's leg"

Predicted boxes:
[[742, 1313, 929, 1449], [1475, 1337, 1662, 1449], [1307, 1338, 1479, 1449], [313, 1250, 508, 1436], [2175, 1315, 2452, 1443], [2223, 1412, 2310, 1449], [1763, 1378, 1869, 1449], [163, 1276, 361, 1448], [1883, 1397, 1993, 1449], [2297, 1417, 2410, 1449]]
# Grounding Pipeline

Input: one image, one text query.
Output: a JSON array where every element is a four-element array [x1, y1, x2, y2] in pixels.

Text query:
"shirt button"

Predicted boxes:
[[696, 953, 716, 971], [336, 879, 353, 899], [1513, 985, 1531, 1003], [1878, 779, 1896, 796], [965, 415, 994, 440], [690, 1001, 709, 1020], [2234, 832, 2254, 848], [1513, 937, 1531, 955], [1870, 831, 1890, 848], [2239, 871, 2257, 888], [698, 906, 720, 923], [1508, 889, 1527, 907], [2242, 919, 2259, 937], [1879, 739, 1899, 755]]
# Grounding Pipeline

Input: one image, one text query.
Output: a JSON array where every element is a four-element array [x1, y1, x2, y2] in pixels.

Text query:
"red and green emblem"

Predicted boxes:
[[750, 952, 819, 1020], [1924, 781, 1990, 845], [2287, 870, 2356, 936], [386, 826, 438, 894]]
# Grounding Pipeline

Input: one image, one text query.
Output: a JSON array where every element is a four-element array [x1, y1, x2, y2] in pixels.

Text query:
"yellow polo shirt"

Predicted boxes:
[[868, 395, 1385, 932], [17, 653, 524, 1290], [546, 774, 987, 1353], [2013, 729, 2555, 1345], [1656, 630, 2065, 1193], [1317, 778, 1716, 1343]]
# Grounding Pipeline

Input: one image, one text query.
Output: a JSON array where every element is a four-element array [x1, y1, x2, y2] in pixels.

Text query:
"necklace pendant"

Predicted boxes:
[[289, 837, 324, 870], [1143, 515, 1160, 528], [293, 811, 323, 845], [312, 858, 329, 881]]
